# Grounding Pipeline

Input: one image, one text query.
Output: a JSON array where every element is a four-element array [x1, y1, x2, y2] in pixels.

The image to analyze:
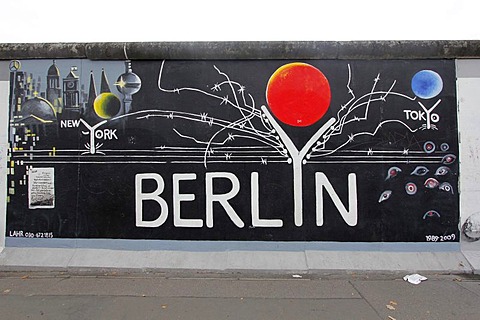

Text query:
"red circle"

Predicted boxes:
[[266, 63, 331, 127]]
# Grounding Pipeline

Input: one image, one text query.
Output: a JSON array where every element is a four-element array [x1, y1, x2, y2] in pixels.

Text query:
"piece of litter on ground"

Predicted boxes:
[[161, 305, 167, 309], [389, 300, 398, 306], [21, 275, 29, 279], [388, 316, 397, 320], [292, 274, 302, 278], [386, 305, 396, 310], [3, 289, 11, 294], [403, 273, 428, 284]]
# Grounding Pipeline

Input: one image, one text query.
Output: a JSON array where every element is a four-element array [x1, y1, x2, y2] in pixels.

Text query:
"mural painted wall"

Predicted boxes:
[[5, 59, 459, 242]]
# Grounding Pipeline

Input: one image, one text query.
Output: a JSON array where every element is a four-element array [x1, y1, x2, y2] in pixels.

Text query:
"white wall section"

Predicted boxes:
[[0, 61, 10, 251], [457, 59, 480, 271]]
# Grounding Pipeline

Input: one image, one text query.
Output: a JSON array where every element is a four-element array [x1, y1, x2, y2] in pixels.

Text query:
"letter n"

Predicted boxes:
[[315, 173, 357, 226]]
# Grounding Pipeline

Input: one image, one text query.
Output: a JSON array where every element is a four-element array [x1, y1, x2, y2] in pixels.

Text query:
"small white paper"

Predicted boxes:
[[28, 167, 55, 209], [403, 273, 428, 285]]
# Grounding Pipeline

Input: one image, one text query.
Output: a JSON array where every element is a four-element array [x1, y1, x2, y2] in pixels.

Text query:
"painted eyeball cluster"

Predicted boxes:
[[377, 139, 455, 220], [379, 159, 455, 202], [422, 141, 456, 165]]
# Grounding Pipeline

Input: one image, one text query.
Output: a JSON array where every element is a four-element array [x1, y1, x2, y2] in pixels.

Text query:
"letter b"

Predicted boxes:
[[135, 173, 168, 227]]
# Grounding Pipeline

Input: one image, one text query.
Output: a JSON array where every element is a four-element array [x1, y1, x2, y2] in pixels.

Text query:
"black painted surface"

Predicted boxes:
[[6, 59, 459, 242]]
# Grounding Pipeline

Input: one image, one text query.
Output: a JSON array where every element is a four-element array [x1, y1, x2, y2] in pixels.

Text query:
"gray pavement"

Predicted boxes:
[[0, 271, 479, 320]]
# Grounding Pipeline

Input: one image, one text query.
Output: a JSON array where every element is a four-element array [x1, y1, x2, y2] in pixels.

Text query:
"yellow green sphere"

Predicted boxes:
[[94, 93, 121, 119]]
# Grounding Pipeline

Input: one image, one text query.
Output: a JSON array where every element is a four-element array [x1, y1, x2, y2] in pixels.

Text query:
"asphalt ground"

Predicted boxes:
[[0, 270, 479, 320]]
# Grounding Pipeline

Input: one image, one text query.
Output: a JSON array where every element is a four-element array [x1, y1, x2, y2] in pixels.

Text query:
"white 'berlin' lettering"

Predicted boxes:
[[135, 172, 358, 228]]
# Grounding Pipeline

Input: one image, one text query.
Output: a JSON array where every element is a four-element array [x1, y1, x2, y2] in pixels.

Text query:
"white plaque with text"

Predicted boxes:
[[28, 167, 55, 209]]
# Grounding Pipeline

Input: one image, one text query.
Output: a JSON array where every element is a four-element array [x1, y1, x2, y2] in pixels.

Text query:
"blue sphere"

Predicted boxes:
[[411, 70, 443, 99]]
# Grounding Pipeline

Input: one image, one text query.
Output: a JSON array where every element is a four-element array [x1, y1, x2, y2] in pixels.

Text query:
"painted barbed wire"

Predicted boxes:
[[306, 64, 419, 161], [148, 61, 422, 167], [155, 60, 287, 167]]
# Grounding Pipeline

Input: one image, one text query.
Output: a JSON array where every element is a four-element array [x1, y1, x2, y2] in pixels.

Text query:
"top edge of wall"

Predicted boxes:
[[1, 41, 480, 60]]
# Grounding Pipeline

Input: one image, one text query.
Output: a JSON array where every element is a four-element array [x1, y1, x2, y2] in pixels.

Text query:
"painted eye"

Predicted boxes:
[[441, 154, 456, 165], [434, 166, 450, 176], [440, 143, 450, 152], [424, 178, 440, 189], [439, 182, 454, 194], [423, 210, 441, 219], [405, 182, 417, 195], [423, 141, 436, 153], [411, 166, 429, 176], [378, 190, 392, 203], [385, 166, 402, 181]]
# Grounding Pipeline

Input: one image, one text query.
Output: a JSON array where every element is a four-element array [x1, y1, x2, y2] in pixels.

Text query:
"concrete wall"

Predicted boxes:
[[0, 61, 8, 250], [457, 60, 480, 267], [2, 58, 460, 243], [0, 43, 479, 272]]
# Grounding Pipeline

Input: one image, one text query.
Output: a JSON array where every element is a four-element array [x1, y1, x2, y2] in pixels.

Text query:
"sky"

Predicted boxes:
[[0, 0, 479, 42]]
